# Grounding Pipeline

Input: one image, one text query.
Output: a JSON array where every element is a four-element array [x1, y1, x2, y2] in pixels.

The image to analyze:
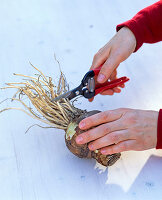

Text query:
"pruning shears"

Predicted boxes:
[[52, 65, 129, 102]]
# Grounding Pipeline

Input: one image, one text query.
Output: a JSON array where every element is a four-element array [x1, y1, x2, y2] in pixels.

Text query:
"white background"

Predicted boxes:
[[0, 0, 162, 199]]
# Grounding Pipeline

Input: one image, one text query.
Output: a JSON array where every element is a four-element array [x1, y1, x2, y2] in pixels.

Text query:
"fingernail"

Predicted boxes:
[[97, 74, 105, 82], [89, 144, 94, 150], [79, 122, 85, 129], [76, 136, 83, 143]]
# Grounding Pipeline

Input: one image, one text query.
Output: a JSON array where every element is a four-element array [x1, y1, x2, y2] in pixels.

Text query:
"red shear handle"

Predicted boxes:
[[93, 65, 102, 76], [95, 77, 129, 96]]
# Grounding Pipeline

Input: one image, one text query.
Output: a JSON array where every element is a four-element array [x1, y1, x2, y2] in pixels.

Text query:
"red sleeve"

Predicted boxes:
[[156, 109, 162, 149], [116, 1, 162, 52]]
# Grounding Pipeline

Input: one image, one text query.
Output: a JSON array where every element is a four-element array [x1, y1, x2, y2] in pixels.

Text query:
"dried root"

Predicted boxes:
[[0, 62, 84, 130]]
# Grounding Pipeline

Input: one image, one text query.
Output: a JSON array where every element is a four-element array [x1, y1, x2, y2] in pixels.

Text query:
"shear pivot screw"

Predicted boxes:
[[75, 91, 80, 95]]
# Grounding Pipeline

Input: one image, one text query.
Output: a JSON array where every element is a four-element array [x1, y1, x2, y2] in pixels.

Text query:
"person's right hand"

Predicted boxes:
[[89, 27, 136, 101]]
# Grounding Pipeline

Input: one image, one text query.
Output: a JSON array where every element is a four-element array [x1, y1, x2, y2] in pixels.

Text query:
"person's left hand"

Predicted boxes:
[[75, 108, 158, 154]]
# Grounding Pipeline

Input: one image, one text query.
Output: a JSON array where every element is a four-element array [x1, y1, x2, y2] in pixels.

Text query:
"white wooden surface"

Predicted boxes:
[[0, 0, 162, 199]]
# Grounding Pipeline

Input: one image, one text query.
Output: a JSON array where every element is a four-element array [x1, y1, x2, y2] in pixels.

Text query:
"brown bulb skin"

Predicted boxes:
[[65, 110, 121, 166]]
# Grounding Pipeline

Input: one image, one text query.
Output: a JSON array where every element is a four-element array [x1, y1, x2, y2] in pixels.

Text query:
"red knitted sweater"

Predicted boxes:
[[116, 1, 162, 148]]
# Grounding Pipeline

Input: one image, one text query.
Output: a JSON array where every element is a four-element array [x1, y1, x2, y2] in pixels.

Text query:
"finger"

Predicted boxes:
[[90, 47, 111, 70], [88, 130, 129, 150], [97, 52, 121, 83], [109, 70, 121, 93], [109, 68, 125, 90], [76, 119, 126, 144], [100, 140, 136, 154], [100, 89, 114, 95], [120, 84, 125, 88], [79, 109, 123, 130], [113, 87, 121, 93], [109, 69, 118, 81]]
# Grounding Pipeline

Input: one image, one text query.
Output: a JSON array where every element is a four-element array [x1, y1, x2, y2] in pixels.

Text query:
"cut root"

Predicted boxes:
[[0, 63, 84, 130]]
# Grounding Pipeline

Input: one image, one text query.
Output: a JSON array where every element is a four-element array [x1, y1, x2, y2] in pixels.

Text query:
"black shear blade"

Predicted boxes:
[[52, 85, 82, 102], [51, 90, 73, 102]]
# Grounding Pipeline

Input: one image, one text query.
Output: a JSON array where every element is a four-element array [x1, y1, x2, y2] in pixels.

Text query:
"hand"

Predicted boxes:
[[89, 27, 136, 101], [76, 108, 158, 155]]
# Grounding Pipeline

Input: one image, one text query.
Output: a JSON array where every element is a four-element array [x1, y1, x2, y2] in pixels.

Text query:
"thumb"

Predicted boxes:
[[97, 52, 121, 83]]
